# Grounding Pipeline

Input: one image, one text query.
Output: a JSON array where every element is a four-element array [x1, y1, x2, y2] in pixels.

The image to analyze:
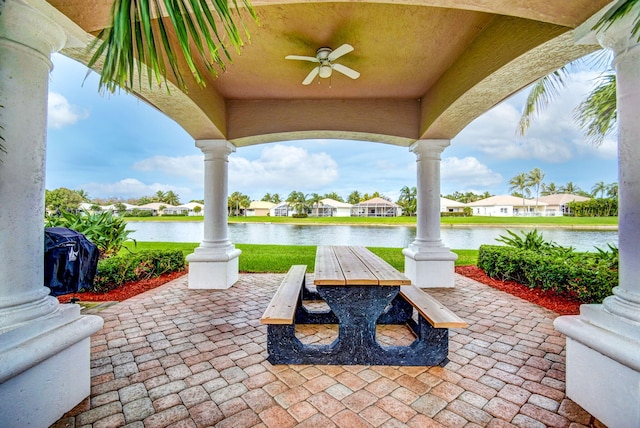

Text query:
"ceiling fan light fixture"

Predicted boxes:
[[319, 65, 333, 78]]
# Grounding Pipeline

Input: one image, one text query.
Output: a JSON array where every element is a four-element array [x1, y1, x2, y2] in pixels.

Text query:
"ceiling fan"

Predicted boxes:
[[285, 44, 360, 85]]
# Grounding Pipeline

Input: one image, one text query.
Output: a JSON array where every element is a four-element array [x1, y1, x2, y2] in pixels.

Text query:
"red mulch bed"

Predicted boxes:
[[57, 266, 581, 315], [455, 265, 581, 315], [56, 269, 187, 304]]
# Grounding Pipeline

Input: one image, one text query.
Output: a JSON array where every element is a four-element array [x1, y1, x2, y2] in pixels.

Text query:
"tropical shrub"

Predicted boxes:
[[93, 250, 185, 293], [478, 244, 617, 303], [567, 198, 618, 217], [45, 210, 136, 257]]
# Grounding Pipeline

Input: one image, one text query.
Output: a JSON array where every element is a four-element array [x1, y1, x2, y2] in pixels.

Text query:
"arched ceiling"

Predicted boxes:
[[48, 0, 610, 146]]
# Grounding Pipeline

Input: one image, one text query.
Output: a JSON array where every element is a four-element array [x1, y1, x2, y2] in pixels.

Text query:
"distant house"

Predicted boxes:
[[466, 195, 546, 216], [246, 201, 275, 216], [103, 202, 138, 215], [440, 197, 466, 213], [164, 202, 205, 216], [270, 201, 292, 217], [537, 194, 590, 216], [353, 197, 401, 217], [137, 202, 176, 216], [315, 198, 353, 217]]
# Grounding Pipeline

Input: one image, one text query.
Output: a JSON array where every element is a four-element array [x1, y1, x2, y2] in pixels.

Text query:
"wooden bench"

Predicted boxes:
[[260, 265, 307, 325], [399, 285, 467, 329]]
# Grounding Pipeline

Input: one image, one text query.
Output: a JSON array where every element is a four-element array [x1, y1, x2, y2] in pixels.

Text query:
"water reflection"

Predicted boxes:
[[129, 221, 618, 252]]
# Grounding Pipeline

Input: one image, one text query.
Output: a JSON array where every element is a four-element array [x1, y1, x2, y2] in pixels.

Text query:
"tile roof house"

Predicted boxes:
[[537, 193, 590, 216], [354, 197, 401, 217], [466, 194, 547, 216]]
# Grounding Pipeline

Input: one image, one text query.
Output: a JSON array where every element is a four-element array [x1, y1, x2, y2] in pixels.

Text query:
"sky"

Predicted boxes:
[[45, 53, 619, 204]]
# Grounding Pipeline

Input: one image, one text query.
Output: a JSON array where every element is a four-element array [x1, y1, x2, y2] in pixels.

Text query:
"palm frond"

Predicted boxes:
[[574, 73, 617, 146], [87, 0, 258, 94], [517, 67, 571, 136], [593, 0, 640, 41]]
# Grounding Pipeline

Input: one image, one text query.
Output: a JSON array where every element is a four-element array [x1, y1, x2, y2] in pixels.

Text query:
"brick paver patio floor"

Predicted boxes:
[[52, 273, 601, 428]]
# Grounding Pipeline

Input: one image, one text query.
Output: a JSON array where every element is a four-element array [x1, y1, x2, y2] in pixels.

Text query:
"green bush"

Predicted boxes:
[[478, 245, 617, 303], [93, 250, 185, 293], [129, 209, 154, 217], [440, 212, 469, 217], [46, 210, 135, 257]]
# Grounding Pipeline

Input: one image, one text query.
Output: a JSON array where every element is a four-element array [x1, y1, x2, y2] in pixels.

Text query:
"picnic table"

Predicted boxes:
[[261, 246, 466, 366]]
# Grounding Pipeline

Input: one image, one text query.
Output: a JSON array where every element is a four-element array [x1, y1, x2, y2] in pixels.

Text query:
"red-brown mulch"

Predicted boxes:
[[56, 269, 187, 304], [57, 266, 581, 315], [455, 265, 581, 315]]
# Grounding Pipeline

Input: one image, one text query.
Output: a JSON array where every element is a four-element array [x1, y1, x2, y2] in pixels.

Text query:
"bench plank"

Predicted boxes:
[[333, 246, 378, 285], [350, 246, 411, 286], [260, 265, 307, 325], [400, 285, 467, 329], [314, 246, 345, 285]]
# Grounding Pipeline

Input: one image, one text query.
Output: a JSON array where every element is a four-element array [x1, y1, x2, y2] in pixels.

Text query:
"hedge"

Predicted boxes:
[[477, 245, 617, 303], [93, 250, 185, 293]]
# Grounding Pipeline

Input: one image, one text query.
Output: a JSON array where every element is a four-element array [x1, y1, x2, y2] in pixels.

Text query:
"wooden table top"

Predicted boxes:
[[314, 246, 411, 286]]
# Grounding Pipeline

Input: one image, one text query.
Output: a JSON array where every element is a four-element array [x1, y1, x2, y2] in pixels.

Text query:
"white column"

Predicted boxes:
[[0, 1, 103, 426], [186, 140, 241, 289], [402, 139, 457, 287], [554, 3, 640, 427]]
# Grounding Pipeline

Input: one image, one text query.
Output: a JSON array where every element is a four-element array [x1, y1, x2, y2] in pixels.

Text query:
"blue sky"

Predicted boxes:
[[46, 54, 618, 204]]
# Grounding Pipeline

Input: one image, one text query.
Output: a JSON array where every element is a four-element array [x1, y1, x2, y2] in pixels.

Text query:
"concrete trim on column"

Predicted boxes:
[[0, 1, 103, 426], [403, 139, 457, 288], [187, 140, 241, 289], [554, 3, 640, 427]]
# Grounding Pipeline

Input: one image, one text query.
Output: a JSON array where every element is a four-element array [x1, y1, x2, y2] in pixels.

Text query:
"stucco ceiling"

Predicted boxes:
[[48, 0, 610, 146]]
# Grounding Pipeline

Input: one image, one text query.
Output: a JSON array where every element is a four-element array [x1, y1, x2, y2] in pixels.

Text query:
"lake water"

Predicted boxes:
[[128, 221, 618, 252]]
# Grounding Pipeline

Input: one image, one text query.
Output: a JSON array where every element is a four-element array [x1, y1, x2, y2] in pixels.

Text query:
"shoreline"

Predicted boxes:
[[125, 218, 619, 231]]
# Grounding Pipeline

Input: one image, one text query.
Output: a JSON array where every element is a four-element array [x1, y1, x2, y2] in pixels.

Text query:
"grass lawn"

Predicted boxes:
[[124, 215, 617, 228], [122, 242, 479, 273]]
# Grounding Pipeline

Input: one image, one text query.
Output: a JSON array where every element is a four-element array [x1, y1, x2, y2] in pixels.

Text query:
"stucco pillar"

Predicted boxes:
[[403, 139, 457, 287], [187, 140, 241, 289], [554, 3, 640, 427], [0, 1, 103, 425]]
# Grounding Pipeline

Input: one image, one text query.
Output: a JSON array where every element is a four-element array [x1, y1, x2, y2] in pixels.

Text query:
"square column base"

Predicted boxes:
[[555, 308, 640, 427], [402, 247, 457, 288], [0, 306, 103, 427], [187, 246, 241, 289]]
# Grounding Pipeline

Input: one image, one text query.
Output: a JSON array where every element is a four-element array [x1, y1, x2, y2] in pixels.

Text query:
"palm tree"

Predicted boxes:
[[308, 193, 323, 217], [154, 190, 166, 203], [541, 182, 558, 196], [397, 186, 417, 216], [606, 182, 619, 198], [261, 193, 273, 202], [228, 191, 249, 216], [560, 182, 581, 194], [347, 191, 362, 205], [592, 181, 607, 198], [323, 192, 344, 202], [518, 1, 640, 144], [88, 0, 258, 94], [75, 189, 90, 202], [164, 190, 180, 206], [526, 168, 545, 212], [286, 191, 308, 216], [509, 173, 528, 216]]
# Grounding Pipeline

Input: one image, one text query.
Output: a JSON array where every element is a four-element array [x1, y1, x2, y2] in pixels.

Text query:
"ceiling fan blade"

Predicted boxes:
[[332, 63, 360, 80], [328, 44, 354, 61], [285, 55, 319, 62], [302, 66, 320, 85]]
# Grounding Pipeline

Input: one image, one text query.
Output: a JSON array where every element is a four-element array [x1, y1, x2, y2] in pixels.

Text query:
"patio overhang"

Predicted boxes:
[[49, 0, 609, 147]]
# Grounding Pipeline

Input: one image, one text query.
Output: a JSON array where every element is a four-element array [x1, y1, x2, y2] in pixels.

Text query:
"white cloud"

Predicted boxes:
[[133, 155, 203, 183], [48, 92, 88, 128], [81, 178, 192, 199], [229, 144, 339, 191], [453, 71, 612, 163], [441, 156, 502, 190]]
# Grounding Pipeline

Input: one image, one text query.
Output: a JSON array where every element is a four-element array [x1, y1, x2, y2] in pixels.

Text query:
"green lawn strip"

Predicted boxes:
[[123, 215, 618, 228], [122, 242, 478, 273]]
